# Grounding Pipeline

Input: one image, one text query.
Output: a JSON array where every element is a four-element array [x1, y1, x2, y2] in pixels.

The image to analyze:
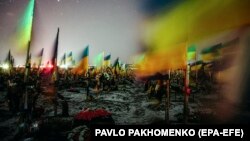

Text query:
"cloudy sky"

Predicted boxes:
[[0, 0, 145, 65]]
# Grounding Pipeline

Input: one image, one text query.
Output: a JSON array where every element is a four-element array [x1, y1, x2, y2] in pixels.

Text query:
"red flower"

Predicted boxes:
[[74, 109, 111, 121]]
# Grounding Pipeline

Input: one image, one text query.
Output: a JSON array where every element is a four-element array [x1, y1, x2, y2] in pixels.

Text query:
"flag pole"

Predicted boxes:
[[53, 28, 59, 116], [37, 48, 44, 76], [24, 41, 31, 83], [184, 65, 190, 124], [184, 44, 190, 124], [165, 70, 170, 124]]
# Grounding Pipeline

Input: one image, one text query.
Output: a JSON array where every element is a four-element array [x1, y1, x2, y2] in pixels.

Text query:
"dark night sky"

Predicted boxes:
[[0, 0, 144, 65]]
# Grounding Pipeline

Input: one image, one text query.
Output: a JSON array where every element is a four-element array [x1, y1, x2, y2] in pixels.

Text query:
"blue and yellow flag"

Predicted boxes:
[[103, 54, 111, 67], [72, 45, 89, 75], [67, 51, 73, 62], [201, 43, 222, 62], [113, 57, 119, 68], [60, 53, 66, 66]]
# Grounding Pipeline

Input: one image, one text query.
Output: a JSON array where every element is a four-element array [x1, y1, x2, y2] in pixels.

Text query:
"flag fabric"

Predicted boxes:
[[137, 0, 250, 77], [189, 60, 203, 66], [52, 28, 59, 67], [72, 45, 89, 75], [15, 0, 35, 53], [51, 28, 60, 82], [72, 59, 76, 67], [5, 50, 12, 65], [60, 53, 66, 66], [136, 43, 187, 77], [121, 64, 126, 70], [189, 60, 203, 71], [67, 51, 73, 64], [133, 54, 145, 65], [112, 57, 119, 68], [201, 43, 222, 62], [4, 50, 14, 70], [93, 52, 104, 68], [187, 45, 196, 62], [10, 55, 14, 67], [37, 48, 44, 69], [5, 50, 11, 62], [82, 46, 89, 58], [104, 54, 111, 60], [103, 54, 111, 67]]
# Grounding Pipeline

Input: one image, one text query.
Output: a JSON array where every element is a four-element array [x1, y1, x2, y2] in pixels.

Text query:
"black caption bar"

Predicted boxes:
[[89, 125, 250, 140]]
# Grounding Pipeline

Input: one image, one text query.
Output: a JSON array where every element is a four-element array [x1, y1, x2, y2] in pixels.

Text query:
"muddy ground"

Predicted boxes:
[[0, 81, 218, 140]]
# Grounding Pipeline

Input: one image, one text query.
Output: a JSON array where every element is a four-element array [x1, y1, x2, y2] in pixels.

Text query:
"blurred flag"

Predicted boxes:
[[37, 48, 44, 69], [60, 53, 66, 66], [113, 57, 120, 68], [72, 45, 89, 75], [4, 50, 14, 70], [136, 43, 187, 77], [51, 28, 60, 82], [201, 43, 222, 62], [121, 63, 126, 70], [67, 51, 73, 63], [103, 54, 111, 67], [187, 45, 196, 62], [14, 0, 35, 53], [138, 0, 250, 78], [93, 52, 104, 68], [72, 59, 76, 67], [189, 60, 203, 71], [5, 50, 12, 64]]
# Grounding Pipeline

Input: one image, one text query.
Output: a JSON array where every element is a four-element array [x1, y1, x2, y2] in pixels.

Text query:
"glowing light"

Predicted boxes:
[[48, 64, 53, 68], [93, 52, 104, 68], [2, 63, 9, 70], [60, 64, 68, 69]]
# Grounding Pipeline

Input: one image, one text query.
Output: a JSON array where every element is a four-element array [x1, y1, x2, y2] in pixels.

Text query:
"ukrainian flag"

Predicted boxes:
[[112, 57, 120, 68], [67, 51, 73, 62], [60, 53, 66, 66], [201, 43, 222, 62], [103, 54, 111, 67], [72, 45, 89, 75]]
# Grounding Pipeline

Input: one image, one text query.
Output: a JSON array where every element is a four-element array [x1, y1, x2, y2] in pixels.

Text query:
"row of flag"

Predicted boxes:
[[71, 45, 125, 75], [135, 37, 239, 77]]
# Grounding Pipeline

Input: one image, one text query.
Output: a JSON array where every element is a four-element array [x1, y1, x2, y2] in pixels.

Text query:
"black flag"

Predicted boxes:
[[52, 28, 60, 82]]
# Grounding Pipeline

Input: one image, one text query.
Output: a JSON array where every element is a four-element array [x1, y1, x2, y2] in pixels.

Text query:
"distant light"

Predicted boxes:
[[60, 64, 68, 69], [57, 0, 60, 2], [33, 123, 38, 128], [2, 63, 9, 70], [48, 64, 54, 68]]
